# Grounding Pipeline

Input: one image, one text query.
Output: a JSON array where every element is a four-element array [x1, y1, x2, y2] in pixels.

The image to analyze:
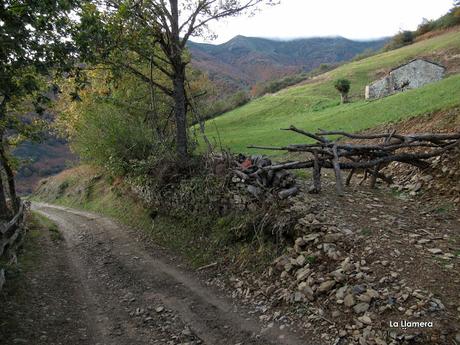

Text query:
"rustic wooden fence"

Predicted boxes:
[[249, 127, 460, 195], [0, 201, 27, 291]]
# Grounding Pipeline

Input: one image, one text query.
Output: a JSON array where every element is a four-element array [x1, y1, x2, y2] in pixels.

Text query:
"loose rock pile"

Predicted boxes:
[[386, 146, 460, 203], [222, 204, 456, 345], [230, 154, 298, 202]]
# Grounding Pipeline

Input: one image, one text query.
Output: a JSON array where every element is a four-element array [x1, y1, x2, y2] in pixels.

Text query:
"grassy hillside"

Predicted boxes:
[[200, 30, 460, 153]]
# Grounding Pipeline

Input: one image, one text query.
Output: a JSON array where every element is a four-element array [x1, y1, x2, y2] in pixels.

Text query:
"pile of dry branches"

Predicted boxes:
[[249, 126, 460, 195]]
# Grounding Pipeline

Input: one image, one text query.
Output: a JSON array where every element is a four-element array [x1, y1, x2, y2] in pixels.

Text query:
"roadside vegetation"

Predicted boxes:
[[34, 166, 284, 270], [0, 0, 279, 220], [0, 212, 58, 293]]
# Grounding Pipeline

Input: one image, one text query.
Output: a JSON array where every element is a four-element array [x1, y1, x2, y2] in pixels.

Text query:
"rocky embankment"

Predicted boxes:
[[386, 146, 460, 204], [206, 180, 460, 345]]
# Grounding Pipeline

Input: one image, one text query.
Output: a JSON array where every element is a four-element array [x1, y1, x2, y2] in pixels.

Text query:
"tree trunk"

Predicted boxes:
[[173, 70, 188, 160], [0, 147, 19, 213], [0, 104, 9, 218], [340, 92, 349, 104], [0, 173, 9, 219], [170, 0, 188, 160]]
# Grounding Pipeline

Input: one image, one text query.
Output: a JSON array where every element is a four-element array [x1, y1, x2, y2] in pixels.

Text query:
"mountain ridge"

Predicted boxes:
[[188, 35, 388, 91]]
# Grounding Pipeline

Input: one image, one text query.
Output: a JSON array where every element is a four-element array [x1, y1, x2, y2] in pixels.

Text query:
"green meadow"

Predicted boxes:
[[199, 30, 460, 153]]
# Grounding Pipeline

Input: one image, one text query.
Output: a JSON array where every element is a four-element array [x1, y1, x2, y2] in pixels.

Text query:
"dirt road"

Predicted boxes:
[[12, 202, 307, 345]]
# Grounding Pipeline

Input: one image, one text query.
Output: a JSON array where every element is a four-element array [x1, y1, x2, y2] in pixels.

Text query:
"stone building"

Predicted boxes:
[[365, 59, 446, 100]]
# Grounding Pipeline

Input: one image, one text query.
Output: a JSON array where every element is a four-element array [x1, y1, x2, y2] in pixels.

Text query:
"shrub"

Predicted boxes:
[[55, 68, 178, 177], [384, 30, 414, 51], [334, 78, 351, 104], [71, 101, 167, 176]]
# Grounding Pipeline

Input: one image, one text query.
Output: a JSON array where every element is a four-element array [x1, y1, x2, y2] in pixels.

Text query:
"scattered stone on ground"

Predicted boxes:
[[206, 179, 459, 345]]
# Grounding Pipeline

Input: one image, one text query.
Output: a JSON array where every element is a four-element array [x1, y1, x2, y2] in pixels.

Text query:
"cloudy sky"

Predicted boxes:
[[193, 0, 454, 44]]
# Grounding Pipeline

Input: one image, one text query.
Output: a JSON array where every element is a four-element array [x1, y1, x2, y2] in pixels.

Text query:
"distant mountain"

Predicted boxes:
[[188, 35, 388, 92], [14, 137, 77, 195]]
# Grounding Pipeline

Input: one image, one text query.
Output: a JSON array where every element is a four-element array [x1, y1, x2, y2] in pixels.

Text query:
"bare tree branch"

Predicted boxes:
[[249, 126, 460, 193]]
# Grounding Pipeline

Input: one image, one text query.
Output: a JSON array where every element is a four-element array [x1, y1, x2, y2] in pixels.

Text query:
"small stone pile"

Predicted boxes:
[[230, 154, 298, 203]]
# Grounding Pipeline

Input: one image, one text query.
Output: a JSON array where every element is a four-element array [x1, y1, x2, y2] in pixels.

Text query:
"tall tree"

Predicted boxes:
[[0, 0, 78, 213], [76, 0, 277, 160]]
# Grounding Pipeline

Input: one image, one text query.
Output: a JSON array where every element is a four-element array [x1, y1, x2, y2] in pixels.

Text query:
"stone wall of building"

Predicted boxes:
[[365, 59, 445, 100], [365, 77, 391, 100]]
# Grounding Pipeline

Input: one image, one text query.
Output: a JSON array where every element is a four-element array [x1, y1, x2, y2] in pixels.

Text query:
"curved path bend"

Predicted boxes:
[[31, 202, 308, 345]]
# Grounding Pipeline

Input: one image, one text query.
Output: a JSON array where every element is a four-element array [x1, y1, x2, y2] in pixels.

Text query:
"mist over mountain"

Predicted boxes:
[[188, 35, 388, 91]]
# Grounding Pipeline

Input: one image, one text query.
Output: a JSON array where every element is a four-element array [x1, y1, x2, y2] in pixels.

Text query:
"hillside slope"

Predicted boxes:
[[188, 35, 387, 92], [33, 110, 460, 344], [14, 138, 77, 195], [201, 29, 460, 152]]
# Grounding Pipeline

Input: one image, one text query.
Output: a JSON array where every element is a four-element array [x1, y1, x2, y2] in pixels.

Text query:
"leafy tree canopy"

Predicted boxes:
[[73, 0, 278, 159], [0, 0, 77, 104], [334, 79, 351, 94], [0, 0, 79, 213]]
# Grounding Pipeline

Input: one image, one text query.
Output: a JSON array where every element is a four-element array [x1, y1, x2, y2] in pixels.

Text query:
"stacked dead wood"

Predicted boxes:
[[232, 154, 298, 199], [248, 126, 460, 195]]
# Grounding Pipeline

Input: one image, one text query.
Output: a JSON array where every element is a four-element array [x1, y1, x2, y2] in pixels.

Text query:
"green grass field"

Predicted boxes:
[[199, 30, 460, 153]]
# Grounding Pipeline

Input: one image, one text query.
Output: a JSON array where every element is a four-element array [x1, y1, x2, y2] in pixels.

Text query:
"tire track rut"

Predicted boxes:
[[33, 202, 308, 345]]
